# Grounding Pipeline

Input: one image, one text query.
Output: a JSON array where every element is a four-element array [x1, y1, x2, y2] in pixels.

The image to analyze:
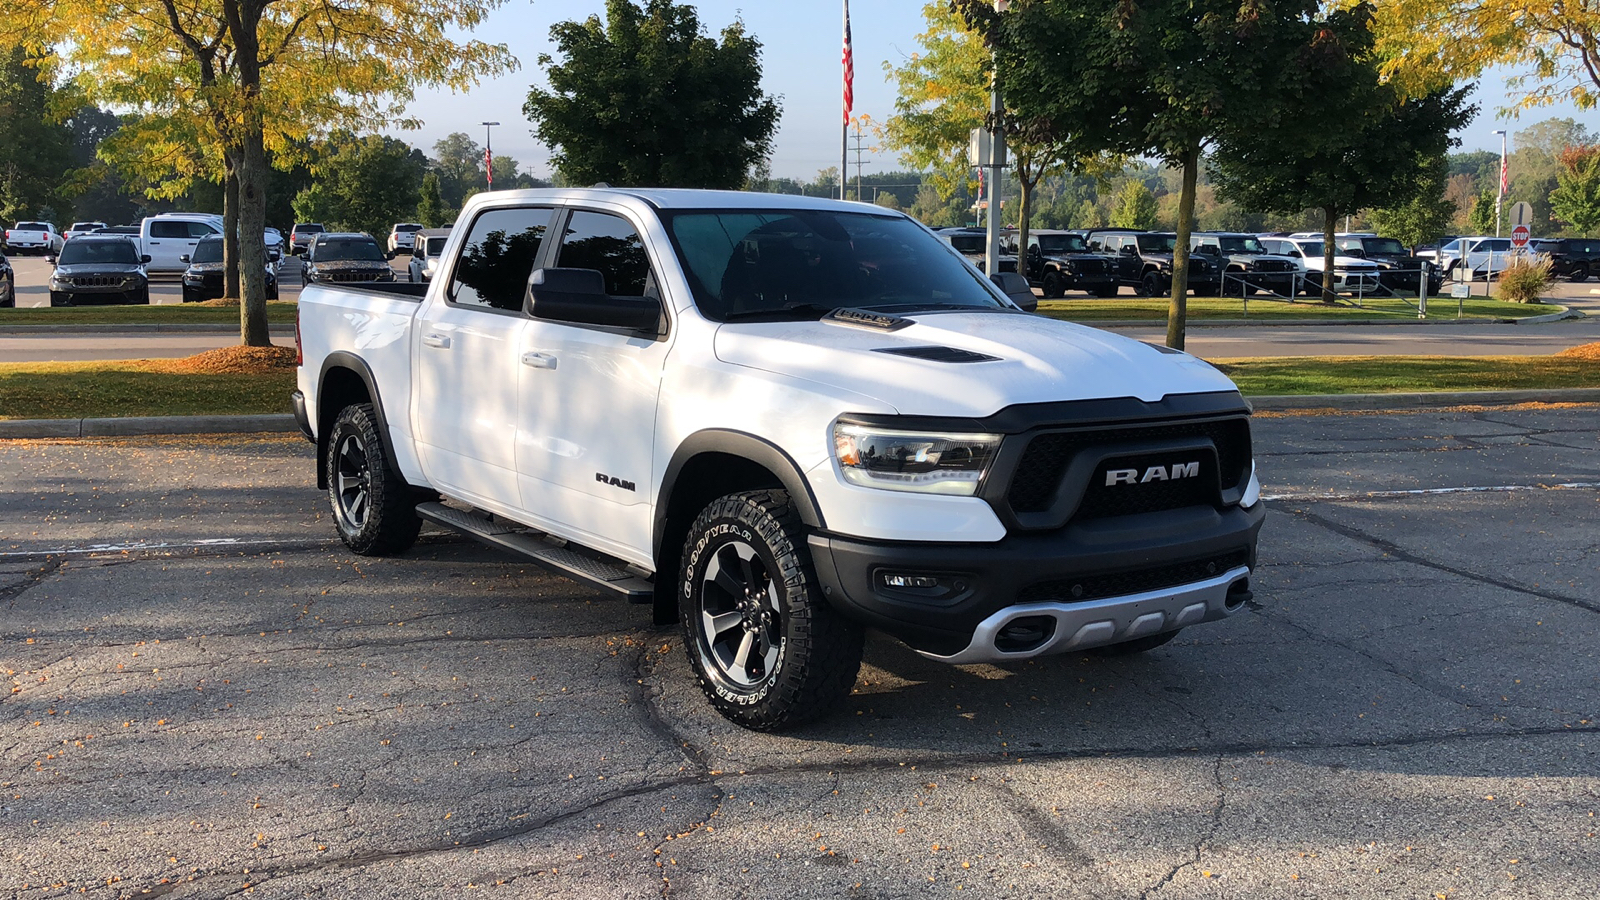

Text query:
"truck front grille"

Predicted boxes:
[[1005, 417, 1251, 520], [1017, 549, 1251, 604], [71, 276, 123, 287], [326, 270, 385, 283]]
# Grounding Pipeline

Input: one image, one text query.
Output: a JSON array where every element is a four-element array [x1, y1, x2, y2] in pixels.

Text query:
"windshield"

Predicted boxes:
[[396, 224, 422, 233], [1036, 233, 1088, 253], [17, 222, 47, 231], [314, 238, 384, 262], [191, 240, 223, 264], [945, 233, 985, 254], [1136, 234, 1178, 253], [295, 224, 325, 234], [1362, 238, 1406, 255], [664, 210, 1006, 320], [69, 223, 101, 231], [1216, 236, 1265, 253], [58, 240, 139, 265]]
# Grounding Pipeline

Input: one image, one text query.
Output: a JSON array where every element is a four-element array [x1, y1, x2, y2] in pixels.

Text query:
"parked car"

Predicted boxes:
[[290, 223, 326, 255], [180, 235, 280, 302], [387, 222, 425, 256], [303, 233, 396, 284], [1528, 238, 1600, 281], [64, 221, 108, 241], [406, 227, 452, 284], [935, 227, 1019, 274], [294, 188, 1264, 730], [141, 213, 224, 274], [1084, 229, 1221, 296], [263, 226, 285, 262], [1335, 234, 1443, 294], [1258, 237, 1381, 295], [1012, 229, 1118, 298], [1190, 232, 1300, 297], [5, 221, 64, 255], [45, 234, 151, 305], [0, 250, 13, 307], [1430, 236, 1512, 280]]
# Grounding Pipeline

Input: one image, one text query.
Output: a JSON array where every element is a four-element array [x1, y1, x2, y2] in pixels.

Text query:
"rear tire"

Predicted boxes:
[[325, 403, 422, 556], [680, 489, 864, 731], [1087, 629, 1182, 656], [1572, 265, 1589, 283]]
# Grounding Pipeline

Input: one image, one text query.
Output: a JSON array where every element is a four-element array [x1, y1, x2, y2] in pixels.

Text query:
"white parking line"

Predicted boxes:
[[1264, 481, 1600, 503], [0, 537, 336, 559]]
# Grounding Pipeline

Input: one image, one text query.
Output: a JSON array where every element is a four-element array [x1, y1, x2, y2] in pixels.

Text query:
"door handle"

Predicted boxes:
[[521, 351, 557, 369], [422, 333, 451, 349]]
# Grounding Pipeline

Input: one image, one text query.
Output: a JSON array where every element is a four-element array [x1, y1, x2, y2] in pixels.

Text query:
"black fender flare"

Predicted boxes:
[[652, 429, 828, 564], [315, 351, 401, 488]]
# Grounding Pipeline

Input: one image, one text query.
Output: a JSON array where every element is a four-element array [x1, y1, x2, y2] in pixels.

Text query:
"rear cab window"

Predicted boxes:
[[449, 206, 555, 312]]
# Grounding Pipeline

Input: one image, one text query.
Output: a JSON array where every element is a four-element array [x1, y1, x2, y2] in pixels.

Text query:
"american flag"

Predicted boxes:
[[1500, 157, 1507, 195], [485, 147, 493, 188], [842, 0, 853, 125]]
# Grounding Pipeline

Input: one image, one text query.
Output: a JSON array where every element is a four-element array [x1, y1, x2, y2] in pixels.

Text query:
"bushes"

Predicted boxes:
[[1498, 254, 1551, 304]]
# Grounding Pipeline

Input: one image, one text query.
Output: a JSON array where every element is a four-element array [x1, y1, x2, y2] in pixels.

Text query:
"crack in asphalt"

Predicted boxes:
[[1139, 755, 1227, 899], [1284, 505, 1600, 615], [0, 558, 61, 609]]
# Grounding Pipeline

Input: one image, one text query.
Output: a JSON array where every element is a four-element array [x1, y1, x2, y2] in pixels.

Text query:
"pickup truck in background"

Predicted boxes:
[[294, 189, 1265, 730], [5, 221, 64, 255]]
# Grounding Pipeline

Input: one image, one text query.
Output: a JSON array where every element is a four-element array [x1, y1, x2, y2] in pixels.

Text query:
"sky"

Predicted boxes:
[[385, 1, 1600, 181]]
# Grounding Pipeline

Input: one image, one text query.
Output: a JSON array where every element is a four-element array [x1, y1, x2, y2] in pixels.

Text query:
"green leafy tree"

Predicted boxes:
[[1368, 155, 1457, 250], [300, 134, 427, 238], [433, 133, 483, 206], [417, 173, 448, 228], [524, 0, 780, 189], [1211, 6, 1474, 300], [1109, 181, 1158, 230], [1469, 187, 1498, 234], [1549, 145, 1600, 235], [0, 45, 74, 222]]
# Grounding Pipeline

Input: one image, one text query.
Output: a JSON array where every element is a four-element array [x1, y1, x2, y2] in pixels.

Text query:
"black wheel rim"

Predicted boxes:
[[697, 539, 782, 690], [334, 433, 372, 530]]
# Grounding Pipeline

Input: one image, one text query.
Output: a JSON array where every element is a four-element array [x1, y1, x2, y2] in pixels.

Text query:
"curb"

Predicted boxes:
[[1515, 308, 1587, 325], [1088, 308, 1579, 329], [0, 324, 296, 335], [5, 389, 1600, 439], [1248, 388, 1600, 412], [0, 414, 299, 439]]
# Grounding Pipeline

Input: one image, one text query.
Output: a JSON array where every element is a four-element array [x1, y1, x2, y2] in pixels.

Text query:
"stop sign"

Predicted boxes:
[[1511, 224, 1531, 248]]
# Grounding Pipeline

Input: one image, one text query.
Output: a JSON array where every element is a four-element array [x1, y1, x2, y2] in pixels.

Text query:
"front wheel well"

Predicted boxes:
[[653, 453, 787, 625]]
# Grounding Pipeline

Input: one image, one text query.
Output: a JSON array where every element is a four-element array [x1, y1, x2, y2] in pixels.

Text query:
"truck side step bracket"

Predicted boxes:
[[416, 502, 654, 603]]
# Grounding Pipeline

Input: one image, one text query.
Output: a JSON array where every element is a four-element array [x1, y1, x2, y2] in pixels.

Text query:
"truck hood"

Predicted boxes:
[[713, 310, 1238, 418]]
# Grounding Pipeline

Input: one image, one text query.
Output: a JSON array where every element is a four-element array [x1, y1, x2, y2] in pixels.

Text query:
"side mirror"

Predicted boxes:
[[1027, 244, 1042, 257], [527, 267, 661, 332], [990, 271, 1037, 312], [45, 255, 55, 266], [179, 254, 189, 263]]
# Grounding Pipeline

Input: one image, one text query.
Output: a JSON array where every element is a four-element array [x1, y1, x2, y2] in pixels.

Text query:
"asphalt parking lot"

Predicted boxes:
[[2, 407, 1598, 898]]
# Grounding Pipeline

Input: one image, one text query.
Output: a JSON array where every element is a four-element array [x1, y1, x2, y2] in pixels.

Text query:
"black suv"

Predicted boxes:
[[1335, 234, 1444, 294], [46, 235, 151, 306], [1190, 232, 1299, 297], [1084, 230, 1220, 297], [1528, 238, 1600, 281], [180, 236, 280, 302], [1011, 229, 1118, 297], [303, 233, 396, 285]]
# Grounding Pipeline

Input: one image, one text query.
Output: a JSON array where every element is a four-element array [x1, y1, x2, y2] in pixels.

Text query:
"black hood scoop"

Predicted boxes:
[[873, 345, 1000, 363]]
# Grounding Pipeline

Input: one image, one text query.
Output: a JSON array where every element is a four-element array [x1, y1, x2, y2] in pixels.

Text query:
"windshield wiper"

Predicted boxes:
[[719, 303, 840, 322]]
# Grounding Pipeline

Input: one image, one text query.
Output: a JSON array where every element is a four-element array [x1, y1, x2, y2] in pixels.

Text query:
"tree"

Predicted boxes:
[[1469, 187, 1498, 234], [1211, 6, 1474, 301], [524, 0, 779, 189], [0, 45, 74, 222], [982, 0, 1335, 349], [417, 173, 448, 228], [1368, 155, 1457, 250], [1110, 181, 1158, 230], [299, 134, 427, 238], [433, 133, 483, 207], [1550, 145, 1600, 235]]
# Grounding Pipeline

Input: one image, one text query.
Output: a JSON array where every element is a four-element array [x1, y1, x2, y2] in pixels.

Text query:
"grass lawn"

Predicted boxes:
[[1037, 295, 1552, 322], [0, 361, 295, 419], [1214, 354, 1600, 396], [0, 301, 299, 326]]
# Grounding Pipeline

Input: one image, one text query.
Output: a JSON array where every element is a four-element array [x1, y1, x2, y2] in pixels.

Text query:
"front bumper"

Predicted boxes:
[[808, 501, 1265, 660], [1064, 272, 1116, 291]]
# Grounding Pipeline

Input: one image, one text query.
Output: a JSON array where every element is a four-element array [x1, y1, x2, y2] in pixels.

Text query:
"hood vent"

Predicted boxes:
[[873, 346, 1000, 364]]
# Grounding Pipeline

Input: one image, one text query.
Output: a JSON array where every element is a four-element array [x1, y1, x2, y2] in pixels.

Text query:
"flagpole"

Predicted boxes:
[[841, 0, 850, 201]]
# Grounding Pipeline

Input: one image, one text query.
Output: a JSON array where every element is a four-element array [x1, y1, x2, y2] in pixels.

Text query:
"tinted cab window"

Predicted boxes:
[[555, 210, 651, 297], [450, 207, 554, 311]]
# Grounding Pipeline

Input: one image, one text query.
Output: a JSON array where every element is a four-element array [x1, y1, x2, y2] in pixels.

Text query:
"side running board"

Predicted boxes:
[[416, 502, 654, 603]]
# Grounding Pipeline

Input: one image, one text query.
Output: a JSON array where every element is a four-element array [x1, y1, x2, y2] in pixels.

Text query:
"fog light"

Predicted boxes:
[[875, 570, 973, 606], [882, 573, 939, 589]]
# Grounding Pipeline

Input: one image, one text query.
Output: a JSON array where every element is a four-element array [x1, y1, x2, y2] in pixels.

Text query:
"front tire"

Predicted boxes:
[[325, 403, 422, 556], [49, 291, 70, 307], [680, 490, 864, 731], [1041, 270, 1065, 299], [1141, 271, 1164, 299], [0, 273, 13, 307], [1572, 264, 1589, 283]]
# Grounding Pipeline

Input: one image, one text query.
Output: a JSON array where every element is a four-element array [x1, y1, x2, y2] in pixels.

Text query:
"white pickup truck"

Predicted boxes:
[[5, 221, 64, 255], [294, 188, 1265, 730]]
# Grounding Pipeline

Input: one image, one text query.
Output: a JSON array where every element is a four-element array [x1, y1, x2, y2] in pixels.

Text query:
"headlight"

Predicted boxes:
[[832, 423, 1000, 496], [377, 269, 395, 281], [183, 274, 201, 285]]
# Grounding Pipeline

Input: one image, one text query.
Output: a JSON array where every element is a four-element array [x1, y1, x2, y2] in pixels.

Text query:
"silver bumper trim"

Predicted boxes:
[[918, 566, 1252, 665]]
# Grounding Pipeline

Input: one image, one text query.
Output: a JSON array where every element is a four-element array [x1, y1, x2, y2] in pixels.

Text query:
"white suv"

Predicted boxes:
[[1260, 236, 1381, 295], [1431, 236, 1512, 279]]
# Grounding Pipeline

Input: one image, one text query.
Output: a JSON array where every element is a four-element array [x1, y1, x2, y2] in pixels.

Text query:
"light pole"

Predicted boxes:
[[983, 0, 1010, 279], [1494, 129, 1507, 237], [482, 121, 500, 190]]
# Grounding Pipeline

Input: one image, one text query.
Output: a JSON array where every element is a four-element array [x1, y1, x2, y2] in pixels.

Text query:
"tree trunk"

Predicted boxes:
[[1167, 144, 1199, 350], [223, 155, 241, 300], [227, 0, 271, 347], [1016, 153, 1036, 282], [1321, 205, 1337, 303]]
